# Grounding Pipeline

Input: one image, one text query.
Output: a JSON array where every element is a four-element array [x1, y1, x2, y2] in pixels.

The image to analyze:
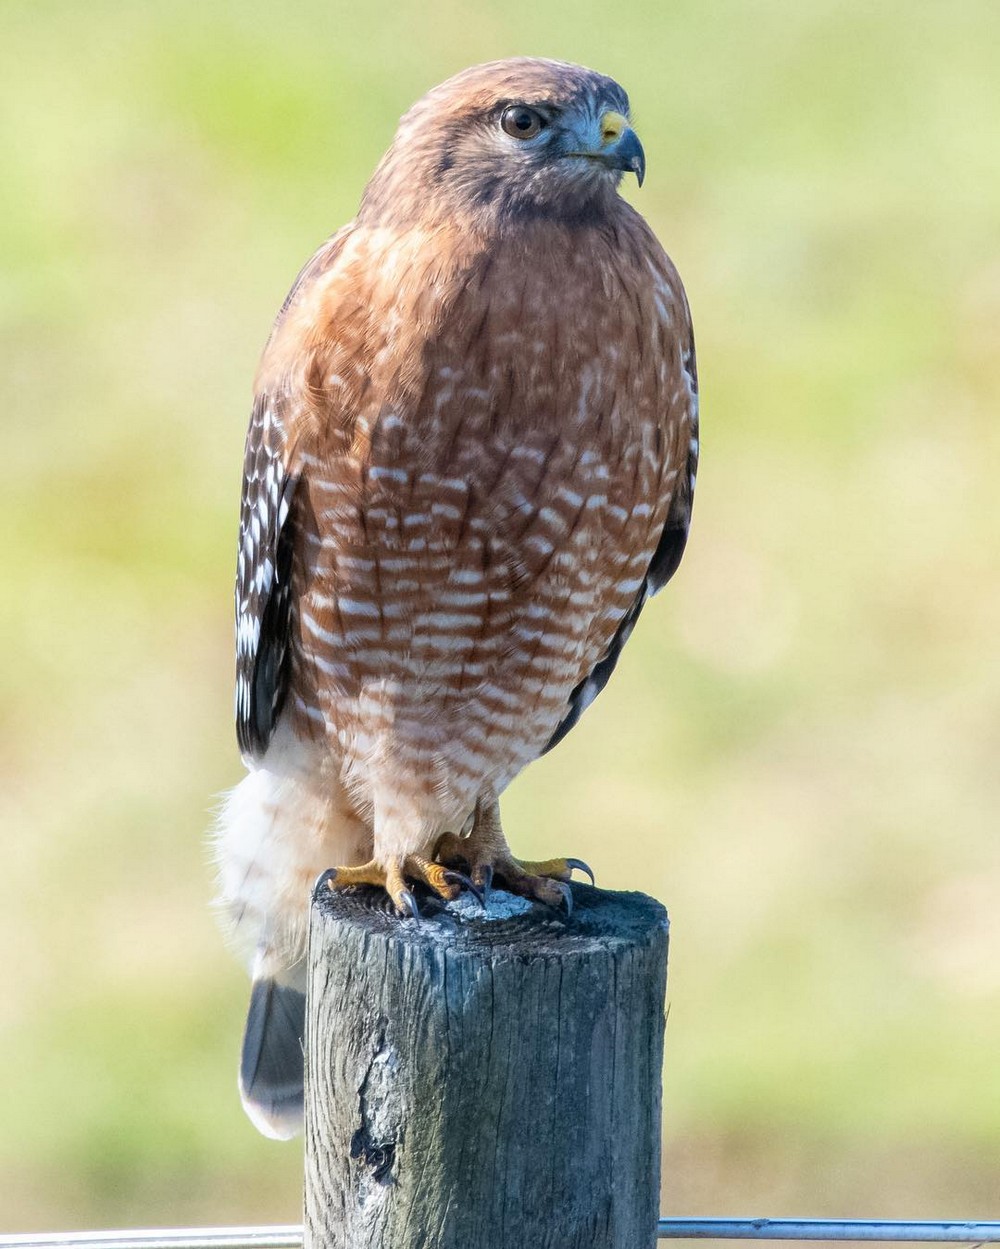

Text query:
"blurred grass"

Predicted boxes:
[[2, 0, 999, 1231]]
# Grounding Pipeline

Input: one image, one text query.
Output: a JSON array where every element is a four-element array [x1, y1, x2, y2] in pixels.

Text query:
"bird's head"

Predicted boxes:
[[359, 58, 645, 228]]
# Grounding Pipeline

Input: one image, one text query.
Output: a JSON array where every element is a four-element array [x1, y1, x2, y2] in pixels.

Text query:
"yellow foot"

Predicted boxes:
[[435, 799, 594, 915], [317, 856, 481, 920]]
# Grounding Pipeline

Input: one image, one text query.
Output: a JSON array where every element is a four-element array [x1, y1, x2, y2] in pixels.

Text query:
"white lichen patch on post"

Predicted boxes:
[[444, 888, 533, 921]]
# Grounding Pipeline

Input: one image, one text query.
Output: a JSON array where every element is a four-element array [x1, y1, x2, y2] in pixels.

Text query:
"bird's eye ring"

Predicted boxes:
[[500, 105, 546, 140]]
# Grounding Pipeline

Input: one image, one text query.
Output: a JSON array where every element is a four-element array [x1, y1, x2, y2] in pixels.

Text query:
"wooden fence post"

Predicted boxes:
[[303, 883, 669, 1249]]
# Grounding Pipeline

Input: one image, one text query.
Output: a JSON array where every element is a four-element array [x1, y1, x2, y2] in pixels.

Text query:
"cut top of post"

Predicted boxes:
[[310, 881, 668, 960]]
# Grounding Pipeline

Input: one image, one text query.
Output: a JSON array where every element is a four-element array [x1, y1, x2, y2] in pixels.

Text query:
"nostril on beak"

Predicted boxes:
[[600, 110, 627, 146]]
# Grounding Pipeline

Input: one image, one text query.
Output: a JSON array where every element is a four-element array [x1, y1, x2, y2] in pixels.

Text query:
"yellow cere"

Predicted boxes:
[[600, 110, 627, 145]]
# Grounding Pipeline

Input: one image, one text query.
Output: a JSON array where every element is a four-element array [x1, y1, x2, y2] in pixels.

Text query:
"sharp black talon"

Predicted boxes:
[[478, 864, 494, 903], [555, 881, 573, 917], [313, 868, 338, 897], [399, 889, 422, 925], [566, 857, 595, 886], [444, 870, 485, 907]]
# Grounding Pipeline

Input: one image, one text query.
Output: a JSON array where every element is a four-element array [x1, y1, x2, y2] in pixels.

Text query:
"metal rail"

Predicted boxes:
[[0, 1233, 303, 1249], [2, 1221, 999, 1248], [657, 1222, 1000, 1242]]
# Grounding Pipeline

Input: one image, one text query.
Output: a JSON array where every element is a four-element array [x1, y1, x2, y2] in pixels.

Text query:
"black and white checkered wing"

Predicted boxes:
[[235, 396, 299, 764]]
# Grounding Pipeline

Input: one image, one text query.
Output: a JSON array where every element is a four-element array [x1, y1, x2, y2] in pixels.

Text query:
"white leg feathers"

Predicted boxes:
[[213, 723, 368, 1138]]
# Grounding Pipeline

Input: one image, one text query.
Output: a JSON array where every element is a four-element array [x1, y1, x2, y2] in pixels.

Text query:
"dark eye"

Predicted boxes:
[[500, 105, 546, 140]]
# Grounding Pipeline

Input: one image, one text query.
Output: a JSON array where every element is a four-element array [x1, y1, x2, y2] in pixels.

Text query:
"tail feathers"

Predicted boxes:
[[239, 977, 306, 1140]]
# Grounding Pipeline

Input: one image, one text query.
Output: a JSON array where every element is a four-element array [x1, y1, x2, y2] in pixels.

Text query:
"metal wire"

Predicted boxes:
[[0, 1231, 302, 1249], [657, 1221, 1000, 1242], [1, 1224, 998, 1244], [2, 1221, 999, 1248]]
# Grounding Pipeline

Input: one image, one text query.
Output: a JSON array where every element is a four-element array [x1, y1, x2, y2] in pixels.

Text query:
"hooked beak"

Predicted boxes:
[[598, 111, 646, 186], [566, 110, 647, 187], [603, 125, 646, 186]]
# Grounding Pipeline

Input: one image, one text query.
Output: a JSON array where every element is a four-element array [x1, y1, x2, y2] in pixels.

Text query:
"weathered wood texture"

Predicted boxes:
[[304, 884, 668, 1249]]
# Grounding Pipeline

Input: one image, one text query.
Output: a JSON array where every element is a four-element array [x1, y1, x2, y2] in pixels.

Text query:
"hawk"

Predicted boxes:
[[216, 57, 698, 1139]]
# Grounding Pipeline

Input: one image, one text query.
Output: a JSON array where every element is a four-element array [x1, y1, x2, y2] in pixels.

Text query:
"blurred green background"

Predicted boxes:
[[2, 0, 999, 1232]]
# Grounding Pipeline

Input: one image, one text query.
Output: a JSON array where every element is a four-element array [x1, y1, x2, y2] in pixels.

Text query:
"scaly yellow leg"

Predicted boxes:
[[319, 854, 480, 920]]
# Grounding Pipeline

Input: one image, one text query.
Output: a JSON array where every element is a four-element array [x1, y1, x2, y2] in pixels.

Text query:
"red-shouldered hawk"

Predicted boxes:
[[216, 58, 698, 1138]]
